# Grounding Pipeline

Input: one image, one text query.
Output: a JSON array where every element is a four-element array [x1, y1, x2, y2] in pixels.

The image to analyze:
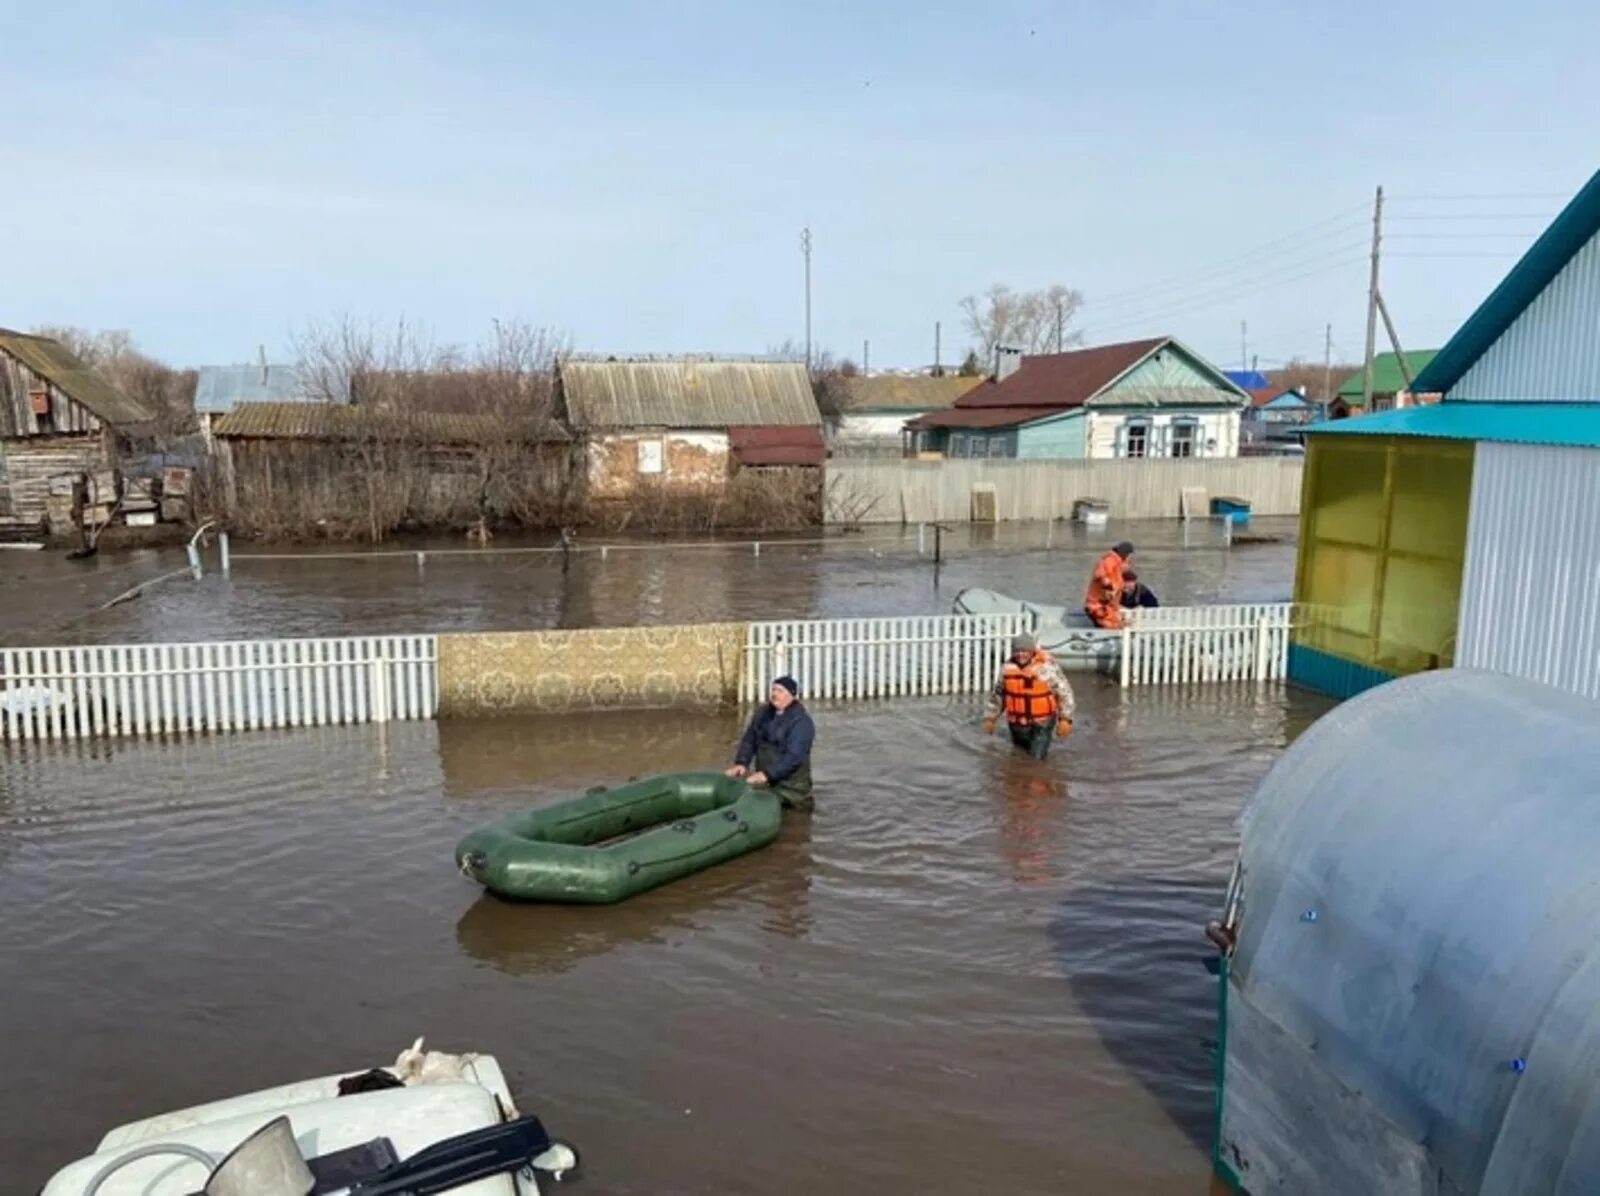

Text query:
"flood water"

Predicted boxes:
[[1, 518, 1324, 1193], [0, 517, 1296, 644]]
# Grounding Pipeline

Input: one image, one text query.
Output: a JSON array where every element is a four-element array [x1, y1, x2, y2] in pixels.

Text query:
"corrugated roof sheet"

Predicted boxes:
[[560, 360, 820, 429], [1225, 369, 1273, 391], [1334, 350, 1440, 400], [1414, 169, 1600, 396], [957, 338, 1168, 409], [728, 425, 825, 466], [0, 330, 154, 426], [1304, 401, 1600, 449], [836, 374, 983, 411], [904, 406, 1055, 430], [212, 402, 570, 443], [195, 364, 334, 414]]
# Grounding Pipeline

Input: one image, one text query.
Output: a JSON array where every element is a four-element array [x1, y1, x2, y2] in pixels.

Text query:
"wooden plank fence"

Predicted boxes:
[[1120, 603, 1294, 686], [741, 613, 1030, 703], [0, 635, 437, 741]]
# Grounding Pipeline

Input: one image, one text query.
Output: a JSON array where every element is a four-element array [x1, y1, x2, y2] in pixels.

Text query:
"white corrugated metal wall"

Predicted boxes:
[[1451, 229, 1600, 401], [1457, 442, 1600, 700]]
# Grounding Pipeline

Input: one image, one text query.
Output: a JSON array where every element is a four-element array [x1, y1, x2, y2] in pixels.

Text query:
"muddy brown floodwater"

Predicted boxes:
[[1, 518, 1326, 1193]]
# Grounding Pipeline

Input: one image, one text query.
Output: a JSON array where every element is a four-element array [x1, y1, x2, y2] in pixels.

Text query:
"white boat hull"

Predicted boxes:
[[42, 1055, 536, 1196]]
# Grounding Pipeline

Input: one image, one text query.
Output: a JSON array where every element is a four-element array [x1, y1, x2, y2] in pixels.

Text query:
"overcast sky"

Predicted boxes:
[[4, 0, 1596, 373]]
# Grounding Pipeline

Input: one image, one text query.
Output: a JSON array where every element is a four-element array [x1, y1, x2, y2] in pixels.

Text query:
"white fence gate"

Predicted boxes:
[[0, 635, 438, 741], [742, 613, 1029, 703], [1119, 603, 1294, 686]]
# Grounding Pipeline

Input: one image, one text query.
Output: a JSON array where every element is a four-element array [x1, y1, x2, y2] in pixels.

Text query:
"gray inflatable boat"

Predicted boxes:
[[952, 587, 1122, 673]]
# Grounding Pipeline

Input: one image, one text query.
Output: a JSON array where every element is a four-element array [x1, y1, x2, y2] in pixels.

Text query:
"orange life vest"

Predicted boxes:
[[1002, 653, 1059, 725]]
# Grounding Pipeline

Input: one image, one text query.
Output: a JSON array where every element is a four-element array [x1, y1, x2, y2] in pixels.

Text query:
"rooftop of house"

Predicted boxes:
[[559, 358, 820, 430], [908, 336, 1244, 430], [1334, 351, 1441, 401], [0, 329, 154, 427], [1414, 168, 1600, 396], [195, 364, 342, 414], [835, 374, 984, 412], [211, 401, 571, 443]]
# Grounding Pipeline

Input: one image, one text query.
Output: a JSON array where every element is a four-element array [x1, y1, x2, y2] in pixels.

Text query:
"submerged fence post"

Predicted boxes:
[[918, 523, 926, 556], [1255, 616, 1271, 681], [185, 542, 202, 581], [416, 551, 426, 578], [934, 524, 943, 564], [220, 532, 232, 577], [1120, 621, 1132, 687], [754, 541, 761, 558]]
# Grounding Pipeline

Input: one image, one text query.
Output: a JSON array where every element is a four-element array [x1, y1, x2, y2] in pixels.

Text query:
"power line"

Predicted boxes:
[[1082, 240, 1369, 333], [1387, 231, 1543, 239], [1386, 192, 1571, 201], [1085, 203, 1369, 308], [1385, 212, 1557, 222], [1079, 255, 1368, 341]]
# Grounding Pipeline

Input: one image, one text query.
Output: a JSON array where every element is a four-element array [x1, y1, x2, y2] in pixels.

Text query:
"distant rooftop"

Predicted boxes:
[[195, 364, 347, 414]]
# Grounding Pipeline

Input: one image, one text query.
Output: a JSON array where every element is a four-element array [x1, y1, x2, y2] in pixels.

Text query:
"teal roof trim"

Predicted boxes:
[[1304, 402, 1600, 449], [1413, 170, 1600, 395]]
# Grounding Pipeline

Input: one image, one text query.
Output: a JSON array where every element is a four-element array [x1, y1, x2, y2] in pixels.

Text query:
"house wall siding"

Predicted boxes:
[[1457, 441, 1600, 700], [1086, 410, 1239, 459], [1450, 227, 1600, 402], [1017, 411, 1086, 458]]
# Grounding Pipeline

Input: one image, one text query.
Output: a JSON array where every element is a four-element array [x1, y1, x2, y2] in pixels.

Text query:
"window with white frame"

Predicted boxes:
[[1123, 419, 1150, 459], [987, 434, 1007, 458], [951, 432, 969, 458], [1170, 418, 1198, 458], [637, 437, 664, 474]]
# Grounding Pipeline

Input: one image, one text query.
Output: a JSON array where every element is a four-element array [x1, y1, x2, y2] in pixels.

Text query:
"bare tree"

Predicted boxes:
[[31, 325, 197, 439], [959, 283, 1085, 364], [1271, 357, 1359, 405]]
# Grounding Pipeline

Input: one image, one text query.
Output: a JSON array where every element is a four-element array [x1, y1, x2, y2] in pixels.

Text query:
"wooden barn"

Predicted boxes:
[[0, 329, 154, 531]]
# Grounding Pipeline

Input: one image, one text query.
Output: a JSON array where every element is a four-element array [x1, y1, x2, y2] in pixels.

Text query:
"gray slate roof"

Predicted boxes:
[[559, 360, 820, 430]]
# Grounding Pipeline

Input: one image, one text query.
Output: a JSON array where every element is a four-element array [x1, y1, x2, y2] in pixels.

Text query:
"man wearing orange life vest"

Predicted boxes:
[[1083, 540, 1135, 629], [982, 633, 1077, 760]]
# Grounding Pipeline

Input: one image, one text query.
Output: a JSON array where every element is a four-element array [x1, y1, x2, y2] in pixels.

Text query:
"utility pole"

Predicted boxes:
[[1362, 186, 1384, 413], [863, 339, 870, 374], [1240, 321, 1247, 373], [1323, 323, 1333, 405], [800, 227, 813, 371], [1055, 298, 1065, 353], [934, 321, 942, 376]]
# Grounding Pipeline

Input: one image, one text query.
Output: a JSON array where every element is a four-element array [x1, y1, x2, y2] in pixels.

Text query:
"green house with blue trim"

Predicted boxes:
[[904, 336, 1248, 459], [1288, 167, 1600, 705]]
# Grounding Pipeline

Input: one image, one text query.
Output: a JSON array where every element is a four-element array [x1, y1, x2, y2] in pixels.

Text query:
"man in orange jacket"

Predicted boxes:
[[983, 633, 1076, 759], [1084, 541, 1135, 629]]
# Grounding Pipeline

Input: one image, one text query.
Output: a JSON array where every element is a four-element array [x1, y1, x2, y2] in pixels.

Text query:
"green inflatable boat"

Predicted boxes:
[[455, 772, 783, 904]]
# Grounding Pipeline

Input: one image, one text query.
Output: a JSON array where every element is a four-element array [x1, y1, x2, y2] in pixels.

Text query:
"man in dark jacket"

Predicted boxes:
[[728, 675, 816, 813], [1120, 569, 1160, 609]]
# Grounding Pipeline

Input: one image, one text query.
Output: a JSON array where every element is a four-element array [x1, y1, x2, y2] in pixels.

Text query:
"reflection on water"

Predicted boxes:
[[457, 821, 816, 977], [0, 517, 1296, 646], [1, 672, 1332, 1195]]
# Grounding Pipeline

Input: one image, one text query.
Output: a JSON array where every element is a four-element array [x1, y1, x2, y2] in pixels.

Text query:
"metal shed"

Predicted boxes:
[[1217, 668, 1600, 1194]]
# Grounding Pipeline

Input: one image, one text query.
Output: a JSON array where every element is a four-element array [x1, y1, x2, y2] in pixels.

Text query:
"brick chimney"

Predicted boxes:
[[995, 345, 1023, 382]]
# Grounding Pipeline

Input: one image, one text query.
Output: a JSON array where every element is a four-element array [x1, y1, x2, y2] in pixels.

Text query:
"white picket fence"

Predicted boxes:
[[0, 635, 437, 741], [741, 613, 1030, 703], [1119, 603, 1294, 686]]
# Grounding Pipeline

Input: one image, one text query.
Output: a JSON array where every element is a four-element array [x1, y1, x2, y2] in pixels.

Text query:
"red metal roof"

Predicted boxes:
[[904, 406, 1053, 430], [728, 424, 825, 466], [956, 338, 1167, 410]]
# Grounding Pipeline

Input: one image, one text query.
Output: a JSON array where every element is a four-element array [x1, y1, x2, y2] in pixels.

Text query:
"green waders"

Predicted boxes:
[[756, 743, 814, 813]]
